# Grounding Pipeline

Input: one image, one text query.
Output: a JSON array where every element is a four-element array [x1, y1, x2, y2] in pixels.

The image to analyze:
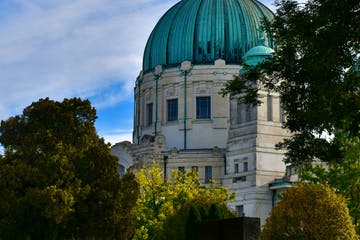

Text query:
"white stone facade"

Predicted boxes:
[[111, 59, 290, 225]]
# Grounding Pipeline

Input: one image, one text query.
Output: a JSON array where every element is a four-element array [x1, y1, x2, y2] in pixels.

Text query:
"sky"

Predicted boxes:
[[0, 0, 277, 146]]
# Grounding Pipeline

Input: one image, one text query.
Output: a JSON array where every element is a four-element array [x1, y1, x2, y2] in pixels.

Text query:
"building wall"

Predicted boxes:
[[133, 60, 240, 149], [224, 91, 289, 224], [113, 61, 290, 226]]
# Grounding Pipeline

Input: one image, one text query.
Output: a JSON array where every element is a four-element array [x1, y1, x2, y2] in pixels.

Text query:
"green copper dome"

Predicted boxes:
[[143, 0, 274, 72]]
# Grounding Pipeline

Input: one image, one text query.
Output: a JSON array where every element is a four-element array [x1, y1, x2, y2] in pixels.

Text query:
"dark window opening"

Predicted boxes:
[[205, 166, 212, 183], [236, 205, 244, 217], [167, 99, 178, 122], [146, 103, 153, 126], [243, 162, 248, 172], [196, 96, 211, 119], [192, 166, 198, 172]]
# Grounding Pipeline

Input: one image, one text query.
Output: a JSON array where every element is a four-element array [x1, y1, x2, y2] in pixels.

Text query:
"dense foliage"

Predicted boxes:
[[133, 165, 235, 240], [0, 98, 139, 240], [300, 132, 360, 232], [262, 183, 358, 240], [222, 0, 360, 166], [221, 0, 360, 231]]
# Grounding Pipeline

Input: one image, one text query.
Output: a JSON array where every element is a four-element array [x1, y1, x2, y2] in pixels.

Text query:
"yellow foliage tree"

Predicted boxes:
[[262, 183, 359, 240], [133, 164, 235, 240]]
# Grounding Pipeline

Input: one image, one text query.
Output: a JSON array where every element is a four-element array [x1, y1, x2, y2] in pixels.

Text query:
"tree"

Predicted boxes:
[[163, 199, 232, 240], [300, 132, 360, 232], [262, 183, 358, 240], [132, 164, 235, 240], [221, 0, 360, 230], [222, 0, 360, 166], [0, 98, 139, 239]]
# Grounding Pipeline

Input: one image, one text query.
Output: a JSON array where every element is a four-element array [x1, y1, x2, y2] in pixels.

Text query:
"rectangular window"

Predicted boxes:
[[243, 162, 248, 172], [267, 95, 273, 121], [234, 163, 239, 173], [167, 98, 178, 122], [191, 166, 198, 172], [178, 166, 185, 172], [236, 205, 244, 217], [205, 166, 212, 183], [146, 103, 153, 126], [196, 96, 211, 119]]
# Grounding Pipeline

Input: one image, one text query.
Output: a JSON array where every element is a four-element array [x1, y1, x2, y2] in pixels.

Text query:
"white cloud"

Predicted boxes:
[[100, 129, 133, 146], [0, 0, 278, 146], [0, 0, 176, 120]]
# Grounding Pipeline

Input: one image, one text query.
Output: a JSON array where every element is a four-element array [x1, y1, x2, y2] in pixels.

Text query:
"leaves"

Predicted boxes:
[[222, 0, 360, 166], [133, 164, 234, 240], [301, 133, 360, 233], [262, 183, 359, 240], [0, 98, 139, 239]]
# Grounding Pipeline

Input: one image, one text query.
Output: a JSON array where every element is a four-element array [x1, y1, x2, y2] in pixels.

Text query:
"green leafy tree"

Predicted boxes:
[[0, 98, 139, 240], [301, 133, 360, 232], [262, 183, 358, 240], [164, 199, 232, 240], [222, 0, 360, 166], [133, 164, 235, 240], [221, 0, 360, 231], [184, 205, 203, 240]]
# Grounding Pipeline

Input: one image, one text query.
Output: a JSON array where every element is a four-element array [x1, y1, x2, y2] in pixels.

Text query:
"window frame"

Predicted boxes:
[[196, 96, 211, 119], [205, 165, 212, 183], [235, 163, 239, 173], [236, 205, 244, 217], [191, 166, 198, 172], [146, 103, 153, 126], [243, 162, 248, 172], [167, 98, 178, 122]]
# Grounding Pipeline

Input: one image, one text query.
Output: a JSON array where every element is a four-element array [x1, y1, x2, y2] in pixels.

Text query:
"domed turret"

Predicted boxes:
[[242, 45, 274, 66], [143, 0, 274, 72]]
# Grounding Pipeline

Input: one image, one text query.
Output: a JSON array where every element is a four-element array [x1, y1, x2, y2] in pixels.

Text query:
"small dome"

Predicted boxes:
[[143, 0, 274, 72], [242, 45, 274, 66]]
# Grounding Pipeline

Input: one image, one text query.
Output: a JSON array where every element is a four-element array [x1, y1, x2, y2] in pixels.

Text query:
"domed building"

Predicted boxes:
[[112, 0, 290, 224]]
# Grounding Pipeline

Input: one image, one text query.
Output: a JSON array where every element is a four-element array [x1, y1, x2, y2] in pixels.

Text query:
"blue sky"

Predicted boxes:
[[0, 0, 276, 146]]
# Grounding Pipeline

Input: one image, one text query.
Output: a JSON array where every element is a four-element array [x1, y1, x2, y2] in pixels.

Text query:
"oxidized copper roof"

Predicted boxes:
[[143, 0, 274, 72]]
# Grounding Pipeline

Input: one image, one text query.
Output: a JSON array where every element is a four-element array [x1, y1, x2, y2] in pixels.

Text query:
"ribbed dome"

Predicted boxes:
[[143, 0, 274, 72]]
